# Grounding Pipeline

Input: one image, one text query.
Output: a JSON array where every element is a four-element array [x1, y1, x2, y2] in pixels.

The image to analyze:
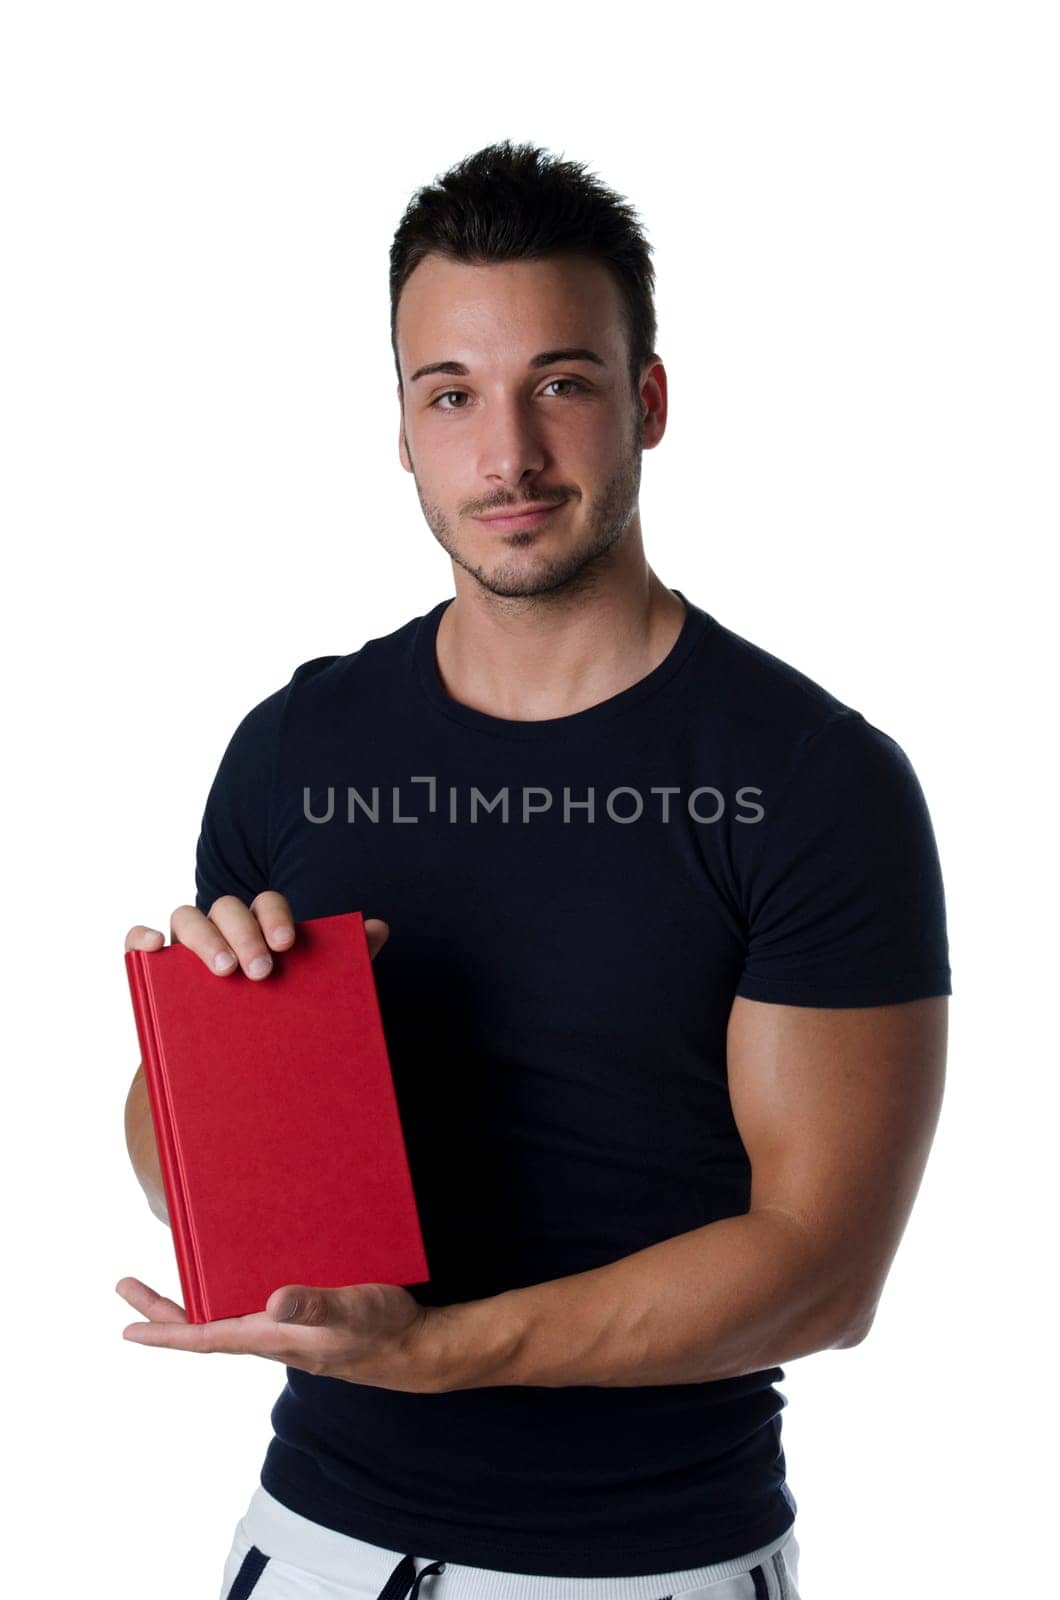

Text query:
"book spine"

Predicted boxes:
[[124, 952, 207, 1323]]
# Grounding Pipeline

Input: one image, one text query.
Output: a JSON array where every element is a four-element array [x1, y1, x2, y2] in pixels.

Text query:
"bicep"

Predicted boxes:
[[726, 993, 948, 1329]]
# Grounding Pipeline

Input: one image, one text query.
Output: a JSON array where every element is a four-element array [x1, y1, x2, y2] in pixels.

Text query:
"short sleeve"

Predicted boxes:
[[194, 687, 287, 914], [735, 711, 952, 1007]]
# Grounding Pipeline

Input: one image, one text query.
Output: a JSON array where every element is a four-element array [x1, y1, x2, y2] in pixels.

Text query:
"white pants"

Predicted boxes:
[[219, 1486, 801, 1600]]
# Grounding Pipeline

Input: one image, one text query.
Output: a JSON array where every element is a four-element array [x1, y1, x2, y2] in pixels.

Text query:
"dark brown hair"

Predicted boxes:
[[389, 140, 658, 400]]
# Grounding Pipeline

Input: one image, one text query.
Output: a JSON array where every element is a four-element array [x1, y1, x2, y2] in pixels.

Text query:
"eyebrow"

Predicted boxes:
[[409, 347, 608, 384]]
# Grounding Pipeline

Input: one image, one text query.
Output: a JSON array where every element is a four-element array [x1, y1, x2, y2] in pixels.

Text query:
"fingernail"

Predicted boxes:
[[272, 924, 294, 945], [213, 950, 237, 972], [249, 955, 272, 978]]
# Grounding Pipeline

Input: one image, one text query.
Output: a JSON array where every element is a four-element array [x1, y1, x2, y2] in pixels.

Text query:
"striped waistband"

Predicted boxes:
[[238, 1486, 797, 1599]]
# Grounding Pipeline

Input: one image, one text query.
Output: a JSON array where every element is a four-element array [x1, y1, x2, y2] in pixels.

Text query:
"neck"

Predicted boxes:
[[435, 550, 687, 723]]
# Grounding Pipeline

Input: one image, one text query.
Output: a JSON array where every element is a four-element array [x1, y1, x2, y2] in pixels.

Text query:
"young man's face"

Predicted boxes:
[[396, 252, 664, 600]]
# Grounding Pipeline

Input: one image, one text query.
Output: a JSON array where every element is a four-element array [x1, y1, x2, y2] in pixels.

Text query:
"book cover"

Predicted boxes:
[[124, 909, 430, 1323]]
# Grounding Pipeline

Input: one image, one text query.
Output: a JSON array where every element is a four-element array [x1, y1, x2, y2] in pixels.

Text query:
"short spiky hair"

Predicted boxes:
[[389, 140, 658, 400]]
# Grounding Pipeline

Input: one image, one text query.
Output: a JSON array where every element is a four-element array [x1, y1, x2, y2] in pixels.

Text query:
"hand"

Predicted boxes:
[[121, 893, 399, 1362], [124, 891, 390, 977], [115, 1276, 443, 1393]]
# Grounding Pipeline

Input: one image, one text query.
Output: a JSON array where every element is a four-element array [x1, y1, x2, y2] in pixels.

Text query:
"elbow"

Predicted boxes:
[[833, 1318, 873, 1350], [830, 1293, 879, 1349]]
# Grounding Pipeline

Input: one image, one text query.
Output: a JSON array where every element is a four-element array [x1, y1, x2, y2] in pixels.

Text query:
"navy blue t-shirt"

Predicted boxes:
[[194, 590, 951, 1576]]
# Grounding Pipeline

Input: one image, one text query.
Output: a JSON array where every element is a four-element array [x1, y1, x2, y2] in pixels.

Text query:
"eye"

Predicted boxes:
[[542, 378, 587, 398], [428, 378, 589, 413], [431, 390, 470, 411]]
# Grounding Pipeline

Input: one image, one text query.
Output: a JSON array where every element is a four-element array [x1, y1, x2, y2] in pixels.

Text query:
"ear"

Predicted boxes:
[[640, 359, 668, 451], [397, 382, 412, 474]]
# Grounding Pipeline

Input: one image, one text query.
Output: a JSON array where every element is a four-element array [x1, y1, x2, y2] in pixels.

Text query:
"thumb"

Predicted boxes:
[[267, 1286, 329, 1325]]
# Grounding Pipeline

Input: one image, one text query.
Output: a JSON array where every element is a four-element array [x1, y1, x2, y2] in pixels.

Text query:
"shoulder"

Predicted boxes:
[[283, 608, 426, 709], [226, 607, 429, 746], [680, 606, 930, 818], [696, 612, 861, 749]]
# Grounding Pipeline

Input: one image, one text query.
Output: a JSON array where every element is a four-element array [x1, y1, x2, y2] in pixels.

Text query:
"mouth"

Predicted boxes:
[[473, 500, 567, 533]]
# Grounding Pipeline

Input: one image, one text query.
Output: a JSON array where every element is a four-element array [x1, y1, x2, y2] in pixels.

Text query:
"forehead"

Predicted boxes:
[[396, 253, 626, 370]]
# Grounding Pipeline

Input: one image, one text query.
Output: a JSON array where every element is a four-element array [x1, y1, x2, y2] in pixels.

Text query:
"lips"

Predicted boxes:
[[475, 501, 566, 531]]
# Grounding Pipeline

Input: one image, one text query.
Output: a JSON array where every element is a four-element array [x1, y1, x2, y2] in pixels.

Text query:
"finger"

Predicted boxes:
[[266, 1285, 307, 1323], [168, 902, 245, 975], [364, 919, 390, 961], [121, 1307, 311, 1360], [124, 925, 166, 952], [201, 895, 285, 980], [247, 891, 297, 953], [194, 892, 298, 980], [115, 1277, 187, 1324], [172, 898, 280, 979], [266, 1282, 390, 1334], [264, 1284, 338, 1326]]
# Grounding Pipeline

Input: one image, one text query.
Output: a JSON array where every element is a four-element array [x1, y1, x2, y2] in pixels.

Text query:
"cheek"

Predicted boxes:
[[421, 428, 474, 476], [570, 418, 630, 477], [511, 411, 600, 474]]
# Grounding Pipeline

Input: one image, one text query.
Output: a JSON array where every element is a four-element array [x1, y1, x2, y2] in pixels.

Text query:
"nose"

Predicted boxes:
[[476, 393, 548, 489]]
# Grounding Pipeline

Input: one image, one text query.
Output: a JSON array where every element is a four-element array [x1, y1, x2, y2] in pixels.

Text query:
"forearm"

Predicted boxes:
[[428, 1207, 868, 1392], [124, 1068, 171, 1226]]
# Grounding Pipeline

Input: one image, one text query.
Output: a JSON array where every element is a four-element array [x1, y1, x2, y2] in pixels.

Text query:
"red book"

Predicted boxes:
[[124, 910, 430, 1323]]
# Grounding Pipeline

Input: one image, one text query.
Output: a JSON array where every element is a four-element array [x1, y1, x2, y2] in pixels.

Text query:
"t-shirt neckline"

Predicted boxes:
[[413, 588, 713, 741]]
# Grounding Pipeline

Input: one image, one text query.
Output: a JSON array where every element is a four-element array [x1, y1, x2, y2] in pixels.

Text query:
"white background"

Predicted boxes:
[[3, 3, 1055, 1595]]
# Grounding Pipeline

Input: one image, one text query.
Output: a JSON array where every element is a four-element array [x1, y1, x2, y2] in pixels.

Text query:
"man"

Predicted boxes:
[[120, 141, 950, 1600]]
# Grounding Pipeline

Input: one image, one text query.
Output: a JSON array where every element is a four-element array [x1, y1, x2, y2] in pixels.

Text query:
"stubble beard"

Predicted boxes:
[[408, 412, 644, 605]]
